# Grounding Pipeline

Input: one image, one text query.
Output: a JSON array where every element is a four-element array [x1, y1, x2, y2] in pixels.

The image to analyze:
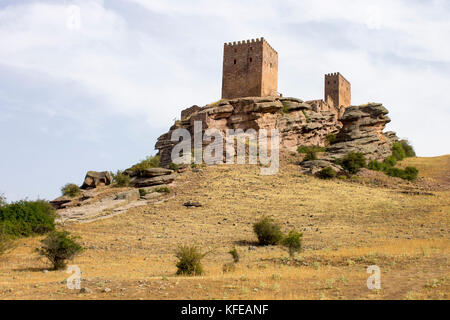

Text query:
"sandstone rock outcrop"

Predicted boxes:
[[155, 96, 343, 167], [81, 171, 113, 189], [325, 103, 396, 160]]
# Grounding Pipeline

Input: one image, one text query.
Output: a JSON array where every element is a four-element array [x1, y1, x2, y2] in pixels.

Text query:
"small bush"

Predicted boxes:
[[0, 200, 56, 237], [403, 167, 419, 181], [253, 216, 283, 246], [154, 186, 170, 194], [303, 150, 317, 161], [399, 140, 416, 157], [138, 188, 147, 197], [341, 152, 366, 174], [367, 160, 386, 171], [281, 101, 290, 114], [112, 170, 130, 187], [130, 155, 160, 176], [229, 247, 240, 263], [392, 142, 406, 161], [169, 162, 179, 171], [317, 167, 336, 179], [175, 245, 206, 276], [36, 230, 83, 270], [281, 230, 303, 258], [61, 183, 81, 198], [325, 133, 337, 144], [383, 155, 397, 167]]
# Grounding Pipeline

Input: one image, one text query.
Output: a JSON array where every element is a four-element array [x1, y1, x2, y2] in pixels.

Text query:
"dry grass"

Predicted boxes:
[[0, 153, 449, 300]]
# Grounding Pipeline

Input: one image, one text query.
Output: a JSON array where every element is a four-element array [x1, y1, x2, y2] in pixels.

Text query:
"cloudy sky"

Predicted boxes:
[[0, 0, 449, 202]]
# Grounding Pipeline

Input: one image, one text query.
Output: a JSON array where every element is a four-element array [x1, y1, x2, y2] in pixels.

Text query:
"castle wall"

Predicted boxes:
[[222, 38, 278, 99]]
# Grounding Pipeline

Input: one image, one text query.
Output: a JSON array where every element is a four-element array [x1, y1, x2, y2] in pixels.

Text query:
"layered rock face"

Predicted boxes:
[[326, 103, 398, 160], [155, 96, 343, 167], [156, 97, 399, 168]]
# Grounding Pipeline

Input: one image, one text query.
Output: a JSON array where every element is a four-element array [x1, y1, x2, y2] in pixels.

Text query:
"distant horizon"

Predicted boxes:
[[1, 0, 449, 202]]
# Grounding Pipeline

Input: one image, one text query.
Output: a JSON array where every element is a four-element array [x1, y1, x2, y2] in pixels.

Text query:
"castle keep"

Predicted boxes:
[[221, 38, 351, 109], [324, 72, 351, 108], [222, 38, 278, 99]]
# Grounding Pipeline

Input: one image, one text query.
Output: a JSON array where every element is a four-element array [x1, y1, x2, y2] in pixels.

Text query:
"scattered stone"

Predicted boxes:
[[114, 189, 140, 201], [79, 287, 92, 294], [248, 246, 257, 251], [183, 201, 202, 207], [103, 288, 111, 293]]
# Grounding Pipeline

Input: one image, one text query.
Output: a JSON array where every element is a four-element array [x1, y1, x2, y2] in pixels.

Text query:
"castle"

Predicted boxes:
[[222, 37, 351, 109]]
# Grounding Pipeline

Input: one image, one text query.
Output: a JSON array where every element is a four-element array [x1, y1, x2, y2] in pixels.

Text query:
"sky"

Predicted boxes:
[[0, 0, 449, 202]]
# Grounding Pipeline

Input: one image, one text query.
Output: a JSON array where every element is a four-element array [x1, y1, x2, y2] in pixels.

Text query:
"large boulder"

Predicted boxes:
[[81, 171, 113, 189], [325, 103, 393, 161]]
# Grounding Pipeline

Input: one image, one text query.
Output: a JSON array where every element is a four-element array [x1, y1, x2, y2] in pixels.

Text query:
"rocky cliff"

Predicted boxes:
[[155, 97, 398, 167]]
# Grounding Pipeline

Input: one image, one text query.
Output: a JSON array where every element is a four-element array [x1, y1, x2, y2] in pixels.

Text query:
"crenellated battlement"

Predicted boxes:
[[222, 37, 278, 99]]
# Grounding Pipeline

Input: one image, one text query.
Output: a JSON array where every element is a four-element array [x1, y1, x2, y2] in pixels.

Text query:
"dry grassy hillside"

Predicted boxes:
[[1, 153, 449, 300]]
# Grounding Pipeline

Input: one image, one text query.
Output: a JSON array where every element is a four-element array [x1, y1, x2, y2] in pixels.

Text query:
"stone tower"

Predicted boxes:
[[324, 72, 351, 108], [222, 37, 278, 99]]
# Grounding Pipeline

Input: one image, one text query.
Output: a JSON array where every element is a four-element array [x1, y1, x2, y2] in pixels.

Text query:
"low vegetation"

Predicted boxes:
[[61, 183, 81, 198], [368, 140, 419, 181], [154, 186, 170, 194], [317, 167, 336, 179], [111, 170, 130, 187], [130, 155, 160, 176], [36, 230, 83, 270], [0, 232, 15, 258], [229, 247, 240, 263], [175, 245, 206, 276], [138, 188, 147, 197], [325, 133, 337, 144], [0, 200, 55, 237], [0, 194, 6, 207], [281, 230, 303, 258], [253, 216, 283, 246], [340, 152, 366, 174]]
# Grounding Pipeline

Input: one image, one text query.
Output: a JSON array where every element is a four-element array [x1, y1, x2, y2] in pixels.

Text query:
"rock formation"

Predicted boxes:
[[155, 96, 343, 167], [155, 97, 398, 168], [81, 171, 113, 189]]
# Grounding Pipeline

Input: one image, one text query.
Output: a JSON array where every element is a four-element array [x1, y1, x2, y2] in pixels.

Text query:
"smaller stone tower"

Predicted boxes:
[[222, 37, 278, 99], [324, 72, 351, 108]]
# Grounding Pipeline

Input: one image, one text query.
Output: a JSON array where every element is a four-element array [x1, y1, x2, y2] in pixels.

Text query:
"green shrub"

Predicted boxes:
[[303, 150, 317, 161], [61, 183, 81, 198], [297, 145, 326, 154], [403, 167, 419, 181], [229, 247, 240, 263], [392, 142, 406, 161], [399, 140, 416, 157], [0, 231, 15, 257], [302, 110, 310, 123], [0, 200, 56, 237], [281, 230, 303, 258], [281, 101, 290, 114], [253, 216, 284, 246], [154, 186, 170, 194], [341, 152, 366, 174], [138, 188, 147, 197], [325, 133, 337, 144], [383, 155, 397, 167], [112, 170, 130, 187], [175, 245, 206, 276], [130, 155, 160, 176], [367, 160, 386, 171], [169, 162, 179, 171], [317, 167, 336, 179], [36, 230, 83, 270]]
